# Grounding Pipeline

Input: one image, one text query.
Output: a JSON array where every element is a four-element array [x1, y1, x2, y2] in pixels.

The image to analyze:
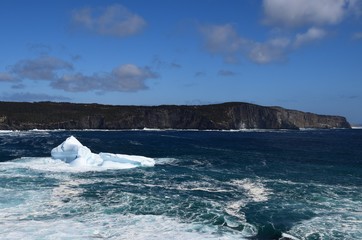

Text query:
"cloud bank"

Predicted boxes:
[[352, 32, 362, 40], [218, 70, 237, 77], [71, 4, 146, 37], [11, 56, 73, 80], [52, 64, 158, 92], [200, 24, 323, 64], [262, 0, 358, 28], [0, 56, 158, 92], [200, 0, 361, 64]]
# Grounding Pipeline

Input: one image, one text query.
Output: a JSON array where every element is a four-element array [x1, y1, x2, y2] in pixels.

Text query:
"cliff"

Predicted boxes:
[[0, 101, 351, 130]]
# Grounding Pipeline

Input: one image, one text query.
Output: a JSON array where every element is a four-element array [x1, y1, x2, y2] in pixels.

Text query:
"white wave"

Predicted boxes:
[[0, 128, 303, 134], [154, 157, 180, 165], [0, 173, 249, 239], [0, 213, 251, 240], [49, 178, 90, 207], [264, 178, 362, 239], [285, 214, 362, 240], [174, 180, 233, 193], [0, 130, 14, 134], [229, 179, 271, 202], [0, 130, 49, 136], [225, 200, 247, 221], [280, 232, 301, 240]]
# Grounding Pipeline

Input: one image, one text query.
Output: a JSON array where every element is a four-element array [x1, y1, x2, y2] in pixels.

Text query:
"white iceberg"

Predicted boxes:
[[51, 136, 155, 169]]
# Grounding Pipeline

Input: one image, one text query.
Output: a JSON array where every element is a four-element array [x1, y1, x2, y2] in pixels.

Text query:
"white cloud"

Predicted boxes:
[[110, 64, 158, 91], [0, 72, 18, 82], [52, 64, 158, 92], [1, 56, 157, 92], [11, 56, 73, 80], [199, 24, 247, 63], [352, 32, 362, 40], [248, 37, 291, 64], [199, 23, 332, 64], [199, 24, 292, 64], [294, 27, 327, 47], [263, 0, 359, 28], [51, 73, 101, 92], [72, 4, 146, 37]]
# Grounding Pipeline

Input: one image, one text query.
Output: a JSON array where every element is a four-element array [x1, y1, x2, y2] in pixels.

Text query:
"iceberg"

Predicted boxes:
[[51, 136, 155, 169]]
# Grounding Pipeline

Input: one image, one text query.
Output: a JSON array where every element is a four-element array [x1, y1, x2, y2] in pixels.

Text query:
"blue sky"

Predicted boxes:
[[0, 0, 361, 123]]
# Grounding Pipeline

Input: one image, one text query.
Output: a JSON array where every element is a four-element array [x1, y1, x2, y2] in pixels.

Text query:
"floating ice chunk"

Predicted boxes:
[[51, 136, 155, 169], [51, 136, 91, 163], [99, 153, 155, 167]]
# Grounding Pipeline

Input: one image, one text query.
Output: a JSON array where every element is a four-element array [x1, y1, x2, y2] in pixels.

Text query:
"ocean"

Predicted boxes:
[[0, 129, 361, 240]]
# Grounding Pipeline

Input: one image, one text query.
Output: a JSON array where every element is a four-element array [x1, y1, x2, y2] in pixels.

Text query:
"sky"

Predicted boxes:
[[0, 0, 361, 123]]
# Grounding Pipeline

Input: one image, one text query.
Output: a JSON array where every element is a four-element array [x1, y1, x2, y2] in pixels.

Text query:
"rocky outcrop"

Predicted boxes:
[[0, 101, 351, 130]]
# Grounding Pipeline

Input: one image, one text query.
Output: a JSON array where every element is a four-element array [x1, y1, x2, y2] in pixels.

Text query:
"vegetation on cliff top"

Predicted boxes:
[[0, 101, 351, 130]]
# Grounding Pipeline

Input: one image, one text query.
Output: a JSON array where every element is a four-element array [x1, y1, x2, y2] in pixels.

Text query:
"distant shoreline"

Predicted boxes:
[[0, 101, 351, 130], [0, 128, 356, 134]]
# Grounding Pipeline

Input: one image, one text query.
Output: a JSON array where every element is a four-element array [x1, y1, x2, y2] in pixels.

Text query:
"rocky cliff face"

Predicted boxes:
[[0, 101, 351, 130]]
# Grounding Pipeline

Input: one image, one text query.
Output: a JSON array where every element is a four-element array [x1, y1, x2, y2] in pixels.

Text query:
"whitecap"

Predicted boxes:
[[0, 213, 250, 240], [280, 232, 301, 240], [229, 178, 271, 202], [154, 157, 180, 165], [224, 200, 247, 221]]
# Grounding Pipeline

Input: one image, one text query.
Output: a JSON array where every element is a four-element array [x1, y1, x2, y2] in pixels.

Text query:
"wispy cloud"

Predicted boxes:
[[248, 37, 291, 64], [10, 56, 73, 81], [152, 56, 182, 69], [71, 4, 146, 37], [199, 24, 292, 64], [195, 71, 206, 77], [218, 70, 237, 77], [27, 43, 52, 55], [294, 27, 327, 47], [1, 56, 158, 92], [352, 32, 362, 40], [171, 62, 182, 68], [0, 72, 18, 82], [11, 83, 25, 89], [199, 24, 246, 63], [340, 94, 360, 99], [262, 0, 359, 28], [51, 64, 158, 92], [71, 54, 82, 61], [199, 0, 360, 64], [1, 92, 71, 102]]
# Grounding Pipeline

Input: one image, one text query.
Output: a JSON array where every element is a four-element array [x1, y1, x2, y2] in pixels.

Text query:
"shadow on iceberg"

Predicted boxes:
[[51, 136, 155, 169]]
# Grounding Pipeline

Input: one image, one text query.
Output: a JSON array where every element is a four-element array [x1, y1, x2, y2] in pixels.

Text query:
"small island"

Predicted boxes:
[[0, 101, 351, 130]]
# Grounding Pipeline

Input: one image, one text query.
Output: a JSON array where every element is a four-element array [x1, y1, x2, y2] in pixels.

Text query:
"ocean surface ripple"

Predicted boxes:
[[0, 129, 361, 239]]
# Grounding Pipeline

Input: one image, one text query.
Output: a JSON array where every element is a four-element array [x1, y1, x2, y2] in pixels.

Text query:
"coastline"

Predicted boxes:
[[0, 101, 351, 130], [0, 127, 357, 134]]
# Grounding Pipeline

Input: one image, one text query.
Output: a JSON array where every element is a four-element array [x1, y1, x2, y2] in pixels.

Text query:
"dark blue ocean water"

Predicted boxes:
[[0, 129, 361, 239]]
